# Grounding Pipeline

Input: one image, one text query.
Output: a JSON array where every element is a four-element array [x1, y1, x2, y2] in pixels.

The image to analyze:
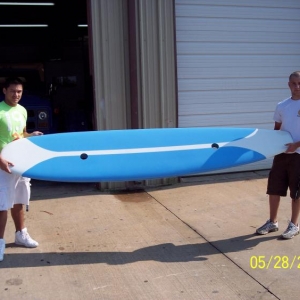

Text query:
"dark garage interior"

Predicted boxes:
[[0, 0, 94, 133]]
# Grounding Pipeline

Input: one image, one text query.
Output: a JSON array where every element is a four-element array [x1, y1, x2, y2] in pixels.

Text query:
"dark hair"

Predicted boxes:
[[3, 77, 24, 89], [289, 71, 300, 81]]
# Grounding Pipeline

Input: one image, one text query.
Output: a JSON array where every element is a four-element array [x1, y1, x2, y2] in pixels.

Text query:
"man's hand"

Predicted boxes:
[[0, 156, 14, 173], [30, 131, 43, 137], [285, 143, 299, 153], [24, 131, 43, 138]]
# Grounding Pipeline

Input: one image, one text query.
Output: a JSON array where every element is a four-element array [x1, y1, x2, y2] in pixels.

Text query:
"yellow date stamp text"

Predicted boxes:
[[250, 255, 300, 269]]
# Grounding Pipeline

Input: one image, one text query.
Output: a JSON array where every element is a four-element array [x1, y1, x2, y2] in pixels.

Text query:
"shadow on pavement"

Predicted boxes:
[[1, 233, 277, 268]]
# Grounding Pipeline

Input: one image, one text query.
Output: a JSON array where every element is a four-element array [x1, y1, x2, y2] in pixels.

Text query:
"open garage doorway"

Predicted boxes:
[[0, 0, 94, 133]]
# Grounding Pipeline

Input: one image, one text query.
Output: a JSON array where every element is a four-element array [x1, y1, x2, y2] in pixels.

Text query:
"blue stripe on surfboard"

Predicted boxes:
[[22, 147, 265, 182], [27, 128, 256, 151]]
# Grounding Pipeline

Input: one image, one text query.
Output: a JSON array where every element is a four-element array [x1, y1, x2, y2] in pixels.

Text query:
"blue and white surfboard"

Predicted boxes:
[[0, 128, 292, 182]]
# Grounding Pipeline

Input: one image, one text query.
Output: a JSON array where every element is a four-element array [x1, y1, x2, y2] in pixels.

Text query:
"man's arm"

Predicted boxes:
[[276, 122, 300, 153], [23, 127, 43, 138], [0, 155, 13, 173], [286, 141, 300, 153], [274, 122, 281, 130], [0, 128, 43, 173]]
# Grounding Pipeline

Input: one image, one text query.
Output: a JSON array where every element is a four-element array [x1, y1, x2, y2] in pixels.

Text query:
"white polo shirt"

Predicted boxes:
[[273, 97, 300, 154]]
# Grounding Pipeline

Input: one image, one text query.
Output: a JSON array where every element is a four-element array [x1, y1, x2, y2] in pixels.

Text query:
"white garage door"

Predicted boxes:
[[175, 0, 300, 172]]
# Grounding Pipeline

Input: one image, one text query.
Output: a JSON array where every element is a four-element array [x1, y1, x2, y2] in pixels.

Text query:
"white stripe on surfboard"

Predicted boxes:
[[6, 139, 229, 174], [2, 129, 291, 175]]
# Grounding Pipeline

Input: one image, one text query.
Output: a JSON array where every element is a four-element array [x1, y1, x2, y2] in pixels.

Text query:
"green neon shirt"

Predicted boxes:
[[0, 101, 27, 152]]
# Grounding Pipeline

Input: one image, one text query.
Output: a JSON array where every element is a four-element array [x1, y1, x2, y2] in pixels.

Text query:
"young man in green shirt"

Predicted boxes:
[[0, 77, 43, 261]]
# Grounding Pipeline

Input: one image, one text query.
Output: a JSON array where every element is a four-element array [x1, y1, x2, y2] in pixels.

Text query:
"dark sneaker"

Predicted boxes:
[[256, 219, 279, 235]]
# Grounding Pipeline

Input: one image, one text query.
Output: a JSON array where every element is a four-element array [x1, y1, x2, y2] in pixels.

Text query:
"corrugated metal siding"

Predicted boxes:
[[89, 0, 130, 190], [175, 0, 300, 172], [88, 0, 178, 189], [90, 0, 177, 131], [90, 0, 130, 131], [136, 0, 178, 186], [137, 0, 177, 129]]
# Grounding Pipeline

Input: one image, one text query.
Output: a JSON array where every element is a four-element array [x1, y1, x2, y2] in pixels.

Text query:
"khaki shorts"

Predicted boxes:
[[0, 170, 31, 211], [267, 153, 300, 199]]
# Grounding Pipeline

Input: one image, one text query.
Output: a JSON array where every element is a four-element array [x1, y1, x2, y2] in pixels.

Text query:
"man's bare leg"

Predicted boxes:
[[0, 211, 8, 238], [291, 199, 300, 225], [11, 204, 24, 232], [269, 195, 280, 223]]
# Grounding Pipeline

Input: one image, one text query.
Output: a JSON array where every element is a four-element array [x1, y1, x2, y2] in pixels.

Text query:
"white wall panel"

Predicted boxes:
[[177, 55, 300, 68], [175, 0, 300, 172]]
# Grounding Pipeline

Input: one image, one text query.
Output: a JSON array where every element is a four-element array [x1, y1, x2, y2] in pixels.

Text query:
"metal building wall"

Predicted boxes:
[[89, 0, 130, 131], [136, 0, 177, 129], [135, 0, 178, 187], [89, 0, 130, 190], [175, 0, 300, 174], [88, 0, 178, 190]]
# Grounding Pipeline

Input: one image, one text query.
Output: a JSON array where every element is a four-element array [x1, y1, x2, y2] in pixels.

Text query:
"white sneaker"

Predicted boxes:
[[282, 222, 299, 239], [15, 228, 39, 248], [0, 239, 5, 261]]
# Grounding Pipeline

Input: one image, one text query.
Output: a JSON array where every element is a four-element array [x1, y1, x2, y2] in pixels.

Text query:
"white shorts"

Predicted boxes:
[[0, 170, 31, 211]]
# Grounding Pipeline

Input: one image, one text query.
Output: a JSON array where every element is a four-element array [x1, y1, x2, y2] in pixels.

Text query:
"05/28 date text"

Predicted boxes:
[[250, 256, 300, 269]]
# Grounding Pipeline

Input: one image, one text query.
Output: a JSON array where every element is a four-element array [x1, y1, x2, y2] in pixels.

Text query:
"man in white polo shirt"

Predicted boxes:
[[256, 71, 300, 239]]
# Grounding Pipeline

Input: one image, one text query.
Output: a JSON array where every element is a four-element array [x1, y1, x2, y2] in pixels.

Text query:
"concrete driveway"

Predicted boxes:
[[0, 171, 298, 299]]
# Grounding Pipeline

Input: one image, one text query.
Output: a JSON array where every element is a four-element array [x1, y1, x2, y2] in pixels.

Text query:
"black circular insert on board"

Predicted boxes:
[[80, 153, 88, 160], [211, 143, 219, 149]]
